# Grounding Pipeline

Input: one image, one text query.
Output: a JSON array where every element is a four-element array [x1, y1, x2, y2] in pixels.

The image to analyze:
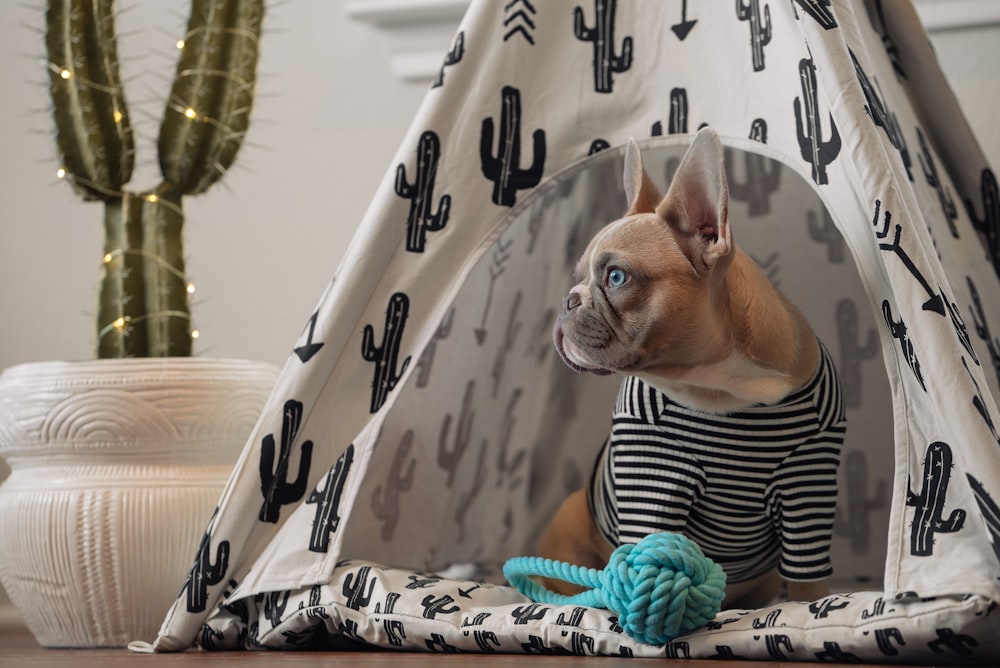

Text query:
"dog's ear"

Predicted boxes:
[[623, 138, 663, 215], [657, 127, 733, 272]]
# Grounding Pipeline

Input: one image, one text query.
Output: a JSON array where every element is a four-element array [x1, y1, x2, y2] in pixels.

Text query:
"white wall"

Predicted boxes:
[[0, 0, 997, 625]]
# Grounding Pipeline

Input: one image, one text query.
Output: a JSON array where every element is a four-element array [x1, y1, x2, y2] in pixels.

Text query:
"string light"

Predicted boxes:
[[184, 107, 197, 119], [56, 168, 66, 179], [59, 68, 72, 79], [146, 193, 159, 203], [186, 282, 196, 294], [175, 39, 185, 49], [190, 329, 200, 340], [103, 252, 113, 264]]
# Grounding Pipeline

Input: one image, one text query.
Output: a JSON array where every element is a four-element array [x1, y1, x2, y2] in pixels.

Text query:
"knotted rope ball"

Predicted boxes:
[[503, 532, 726, 645]]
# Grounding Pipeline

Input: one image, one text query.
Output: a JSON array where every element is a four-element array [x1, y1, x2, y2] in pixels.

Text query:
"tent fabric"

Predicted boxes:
[[149, 0, 1000, 661]]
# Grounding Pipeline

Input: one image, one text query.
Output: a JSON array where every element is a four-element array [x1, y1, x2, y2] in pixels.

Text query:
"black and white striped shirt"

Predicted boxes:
[[588, 343, 845, 583]]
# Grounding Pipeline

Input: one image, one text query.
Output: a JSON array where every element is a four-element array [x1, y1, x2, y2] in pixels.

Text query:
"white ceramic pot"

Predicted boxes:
[[0, 358, 279, 647]]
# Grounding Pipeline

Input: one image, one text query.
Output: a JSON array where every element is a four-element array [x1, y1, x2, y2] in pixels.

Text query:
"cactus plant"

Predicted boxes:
[[964, 169, 999, 277], [259, 399, 315, 523], [794, 56, 840, 185], [395, 131, 451, 253], [736, 0, 772, 72], [306, 443, 355, 553], [480, 86, 546, 207], [361, 292, 413, 413], [906, 441, 966, 556], [45, 0, 263, 358], [573, 0, 633, 93]]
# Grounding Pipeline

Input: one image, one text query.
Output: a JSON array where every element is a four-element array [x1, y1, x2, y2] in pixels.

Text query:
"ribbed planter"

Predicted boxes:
[[0, 358, 279, 647]]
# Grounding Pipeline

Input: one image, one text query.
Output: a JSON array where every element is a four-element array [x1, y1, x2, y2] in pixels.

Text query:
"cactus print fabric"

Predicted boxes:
[[148, 0, 1000, 662]]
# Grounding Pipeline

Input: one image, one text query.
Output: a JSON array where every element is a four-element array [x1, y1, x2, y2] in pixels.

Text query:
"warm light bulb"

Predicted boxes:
[[176, 39, 185, 49], [56, 168, 66, 179], [190, 329, 201, 340], [60, 68, 72, 79], [184, 108, 197, 119], [186, 282, 196, 294], [103, 253, 113, 264], [113, 317, 126, 330], [113, 110, 123, 123], [146, 193, 159, 203]]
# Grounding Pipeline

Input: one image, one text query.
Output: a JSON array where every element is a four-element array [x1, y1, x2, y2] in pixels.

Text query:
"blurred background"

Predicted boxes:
[[0, 0, 997, 627]]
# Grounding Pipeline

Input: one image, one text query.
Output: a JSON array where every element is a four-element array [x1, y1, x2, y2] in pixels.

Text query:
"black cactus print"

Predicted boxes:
[[259, 400, 314, 523], [906, 442, 967, 556], [343, 565, 376, 610], [851, 49, 911, 180], [182, 525, 230, 613], [306, 443, 355, 553], [916, 128, 959, 238], [480, 86, 546, 207], [967, 474, 1000, 564], [795, 56, 841, 185], [964, 169, 999, 277], [432, 32, 464, 88], [882, 300, 926, 391], [652, 88, 689, 136], [793, 0, 838, 29], [736, 0, 772, 72], [395, 131, 451, 252], [573, 0, 633, 93], [362, 292, 412, 413]]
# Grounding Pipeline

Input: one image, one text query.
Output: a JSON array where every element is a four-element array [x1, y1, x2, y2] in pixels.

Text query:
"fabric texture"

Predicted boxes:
[[146, 0, 1000, 661], [590, 342, 846, 583]]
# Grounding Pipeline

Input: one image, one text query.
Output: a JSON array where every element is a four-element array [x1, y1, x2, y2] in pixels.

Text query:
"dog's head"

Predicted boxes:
[[553, 127, 735, 377]]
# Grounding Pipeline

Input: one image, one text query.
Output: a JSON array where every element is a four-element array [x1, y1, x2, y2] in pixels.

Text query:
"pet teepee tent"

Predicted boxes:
[[146, 0, 1000, 661]]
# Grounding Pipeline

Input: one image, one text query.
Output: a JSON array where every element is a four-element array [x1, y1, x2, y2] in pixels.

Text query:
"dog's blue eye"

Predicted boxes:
[[607, 268, 627, 287]]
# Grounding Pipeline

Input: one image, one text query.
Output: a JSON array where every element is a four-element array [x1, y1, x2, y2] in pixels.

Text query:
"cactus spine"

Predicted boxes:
[[45, 0, 263, 357]]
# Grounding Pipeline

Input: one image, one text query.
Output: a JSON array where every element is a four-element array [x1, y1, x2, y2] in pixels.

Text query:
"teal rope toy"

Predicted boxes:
[[503, 532, 726, 645]]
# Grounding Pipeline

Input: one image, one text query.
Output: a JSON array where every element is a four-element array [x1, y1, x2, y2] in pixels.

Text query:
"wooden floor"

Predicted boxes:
[[0, 626, 937, 667]]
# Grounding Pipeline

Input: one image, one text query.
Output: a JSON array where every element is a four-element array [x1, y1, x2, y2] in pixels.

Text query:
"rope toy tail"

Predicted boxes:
[[503, 532, 726, 645]]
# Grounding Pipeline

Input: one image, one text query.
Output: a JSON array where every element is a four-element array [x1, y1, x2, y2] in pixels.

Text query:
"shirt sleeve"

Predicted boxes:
[[772, 433, 843, 581]]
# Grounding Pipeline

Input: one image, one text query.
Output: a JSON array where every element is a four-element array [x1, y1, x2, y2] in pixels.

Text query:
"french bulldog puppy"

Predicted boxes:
[[542, 127, 846, 608]]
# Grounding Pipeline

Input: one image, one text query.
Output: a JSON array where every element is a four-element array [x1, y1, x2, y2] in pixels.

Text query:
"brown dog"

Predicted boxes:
[[543, 128, 845, 608]]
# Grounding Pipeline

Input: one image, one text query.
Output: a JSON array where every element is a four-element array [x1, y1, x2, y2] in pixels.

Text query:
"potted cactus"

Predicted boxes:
[[0, 0, 279, 647]]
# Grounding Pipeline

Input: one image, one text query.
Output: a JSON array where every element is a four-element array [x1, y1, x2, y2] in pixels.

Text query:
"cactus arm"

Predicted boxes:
[[159, 0, 264, 195], [46, 0, 134, 201], [572, 6, 594, 40]]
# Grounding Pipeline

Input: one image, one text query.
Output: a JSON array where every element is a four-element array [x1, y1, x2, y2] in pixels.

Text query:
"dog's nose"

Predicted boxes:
[[563, 290, 582, 312]]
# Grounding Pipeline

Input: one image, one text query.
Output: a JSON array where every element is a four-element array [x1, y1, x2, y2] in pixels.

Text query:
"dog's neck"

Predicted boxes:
[[638, 249, 820, 414]]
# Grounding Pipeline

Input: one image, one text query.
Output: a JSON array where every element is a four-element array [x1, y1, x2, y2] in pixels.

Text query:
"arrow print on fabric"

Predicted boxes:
[[474, 237, 514, 345], [671, 0, 697, 40], [294, 311, 324, 363], [504, 0, 537, 44]]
